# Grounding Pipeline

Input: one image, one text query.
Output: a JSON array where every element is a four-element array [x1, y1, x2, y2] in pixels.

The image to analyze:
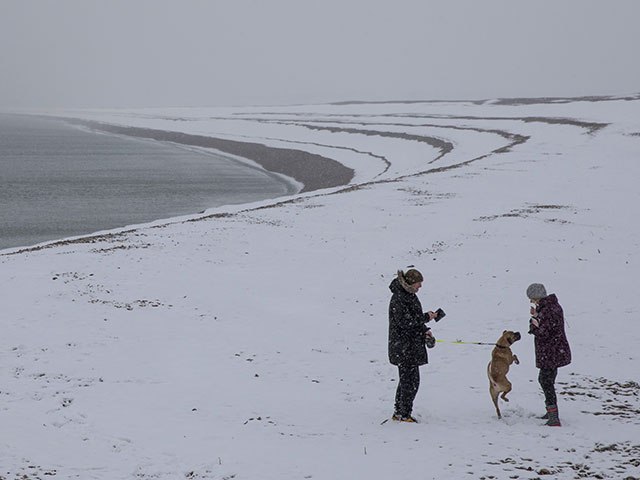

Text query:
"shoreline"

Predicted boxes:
[[0, 115, 355, 254], [64, 119, 355, 194]]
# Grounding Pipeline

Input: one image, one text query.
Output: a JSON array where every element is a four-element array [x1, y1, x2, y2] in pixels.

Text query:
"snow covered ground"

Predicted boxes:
[[2, 96, 640, 479]]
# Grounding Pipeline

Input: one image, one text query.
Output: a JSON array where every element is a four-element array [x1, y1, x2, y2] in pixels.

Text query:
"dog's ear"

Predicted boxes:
[[503, 330, 507, 334]]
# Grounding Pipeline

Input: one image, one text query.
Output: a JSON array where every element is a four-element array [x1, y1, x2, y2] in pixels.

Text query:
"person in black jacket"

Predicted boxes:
[[388, 268, 436, 422]]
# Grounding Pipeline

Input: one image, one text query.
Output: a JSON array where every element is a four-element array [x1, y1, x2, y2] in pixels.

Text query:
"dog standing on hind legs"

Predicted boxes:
[[487, 330, 521, 419]]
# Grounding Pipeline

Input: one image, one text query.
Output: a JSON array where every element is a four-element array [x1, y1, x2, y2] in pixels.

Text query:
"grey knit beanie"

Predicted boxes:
[[526, 283, 547, 299]]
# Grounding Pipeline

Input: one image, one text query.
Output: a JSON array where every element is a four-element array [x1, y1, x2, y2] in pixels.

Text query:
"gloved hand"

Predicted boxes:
[[426, 330, 436, 348]]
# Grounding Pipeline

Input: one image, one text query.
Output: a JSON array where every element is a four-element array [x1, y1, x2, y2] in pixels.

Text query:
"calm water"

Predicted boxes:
[[0, 114, 295, 250]]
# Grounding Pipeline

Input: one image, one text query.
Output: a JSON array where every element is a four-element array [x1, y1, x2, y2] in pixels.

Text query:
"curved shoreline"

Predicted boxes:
[[64, 119, 355, 193]]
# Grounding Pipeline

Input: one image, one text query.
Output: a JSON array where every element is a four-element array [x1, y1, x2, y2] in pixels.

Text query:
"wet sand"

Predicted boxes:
[[65, 119, 354, 193]]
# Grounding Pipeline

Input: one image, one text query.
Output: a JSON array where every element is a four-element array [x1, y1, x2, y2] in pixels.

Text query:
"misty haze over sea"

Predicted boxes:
[[0, 114, 295, 251]]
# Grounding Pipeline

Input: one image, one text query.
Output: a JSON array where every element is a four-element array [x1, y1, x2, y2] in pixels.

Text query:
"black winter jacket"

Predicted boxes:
[[388, 278, 430, 366]]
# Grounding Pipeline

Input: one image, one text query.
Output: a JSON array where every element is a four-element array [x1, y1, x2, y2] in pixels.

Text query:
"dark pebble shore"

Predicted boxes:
[[65, 119, 354, 193]]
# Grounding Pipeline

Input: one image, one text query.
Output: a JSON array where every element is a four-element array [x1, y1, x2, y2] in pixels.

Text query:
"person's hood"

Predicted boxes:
[[389, 273, 417, 295], [389, 277, 403, 294]]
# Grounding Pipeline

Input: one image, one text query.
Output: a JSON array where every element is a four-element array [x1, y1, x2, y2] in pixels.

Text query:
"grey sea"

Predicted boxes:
[[0, 114, 296, 251]]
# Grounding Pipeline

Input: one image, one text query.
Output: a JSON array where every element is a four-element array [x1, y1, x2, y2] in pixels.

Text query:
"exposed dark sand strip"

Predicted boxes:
[[228, 111, 608, 136], [205, 130, 393, 177], [291, 124, 454, 163], [239, 119, 454, 163], [209, 114, 525, 148], [328, 99, 488, 106], [393, 114, 608, 135], [491, 94, 640, 106], [64, 119, 354, 193], [328, 93, 640, 106]]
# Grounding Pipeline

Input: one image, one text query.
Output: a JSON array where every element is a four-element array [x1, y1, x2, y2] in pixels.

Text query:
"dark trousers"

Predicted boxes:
[[395, 365, 420, 416], [538, 367, 558, 406]]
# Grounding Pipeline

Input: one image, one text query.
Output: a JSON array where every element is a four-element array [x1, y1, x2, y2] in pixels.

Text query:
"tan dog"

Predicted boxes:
[[487, 330, 521, 419]]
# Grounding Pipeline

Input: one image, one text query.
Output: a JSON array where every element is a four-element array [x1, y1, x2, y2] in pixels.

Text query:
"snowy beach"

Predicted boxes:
[[2, 96, 640, 479]]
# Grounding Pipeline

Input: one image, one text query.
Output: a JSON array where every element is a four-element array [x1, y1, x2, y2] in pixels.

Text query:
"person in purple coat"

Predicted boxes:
[[527, 283, 572, 426]]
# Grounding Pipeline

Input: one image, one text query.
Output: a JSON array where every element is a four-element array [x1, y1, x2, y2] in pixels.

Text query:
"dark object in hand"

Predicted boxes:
[[434, 308, 446, 322]]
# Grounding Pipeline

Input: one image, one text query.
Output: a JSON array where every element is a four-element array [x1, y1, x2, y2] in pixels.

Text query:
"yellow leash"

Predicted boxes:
[[436, 340, 498, 346]]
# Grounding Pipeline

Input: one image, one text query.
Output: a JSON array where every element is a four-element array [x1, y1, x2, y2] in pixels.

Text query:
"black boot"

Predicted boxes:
[[545, 404, 561, 426]]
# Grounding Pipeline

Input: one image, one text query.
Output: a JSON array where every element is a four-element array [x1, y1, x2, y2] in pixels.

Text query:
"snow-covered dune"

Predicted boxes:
[[2, 96, 639, 479]]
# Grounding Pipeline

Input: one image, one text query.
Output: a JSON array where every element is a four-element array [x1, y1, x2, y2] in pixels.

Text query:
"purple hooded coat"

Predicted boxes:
[[528, 294, 572, 369]]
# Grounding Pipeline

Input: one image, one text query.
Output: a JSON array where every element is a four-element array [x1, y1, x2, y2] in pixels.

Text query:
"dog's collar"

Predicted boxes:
[[495, 344, 509, 349]]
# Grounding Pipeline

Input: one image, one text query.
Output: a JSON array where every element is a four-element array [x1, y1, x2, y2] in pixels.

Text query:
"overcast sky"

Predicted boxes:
[[1, 0, 639, 109]]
